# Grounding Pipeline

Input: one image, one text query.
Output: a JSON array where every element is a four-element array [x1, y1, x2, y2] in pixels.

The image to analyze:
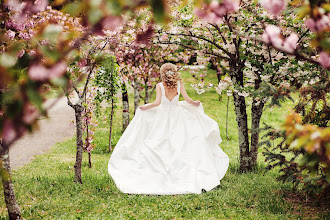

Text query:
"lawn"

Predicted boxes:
[[0, 69, 328, 219]]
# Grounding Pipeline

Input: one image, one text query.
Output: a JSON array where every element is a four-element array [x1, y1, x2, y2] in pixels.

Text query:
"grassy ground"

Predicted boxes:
[[1, 69, 329, 219]]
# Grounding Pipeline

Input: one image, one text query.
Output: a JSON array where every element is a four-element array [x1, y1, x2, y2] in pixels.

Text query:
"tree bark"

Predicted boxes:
[[230, 62, 251, 172], [109, 98, 114, 152], [226, 95, 230, 140], [122, 83, 130, 132], [250, 98, 265, 168], [144, 77, 149, 104], [88, 152, 92, 168], [74, 105, 84, 184], [85, 111, 92, 168], [0, 142, 21, 220], [134, 77, 140, 114], [233, 92, 251, 172]]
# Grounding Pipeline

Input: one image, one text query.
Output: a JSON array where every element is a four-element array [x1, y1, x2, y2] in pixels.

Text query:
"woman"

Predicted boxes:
[[108, 63, 229, 195]]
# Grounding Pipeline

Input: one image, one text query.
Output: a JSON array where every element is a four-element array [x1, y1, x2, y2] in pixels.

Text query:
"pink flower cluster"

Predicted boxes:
[[319, 52, 330, 68], [304, 15, 330, 32], [262, 25, 299, 53], [5, 30, 15, 40], [195, 0, 240, 23], [28, 61, 67, 81], [259, 0, 286, 16], [2, 120, 19, 143], [1, 102, 38, 143]]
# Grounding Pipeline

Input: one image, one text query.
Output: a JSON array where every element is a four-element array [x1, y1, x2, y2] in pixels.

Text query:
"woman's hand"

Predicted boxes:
[[139, 105, 148, 111], [192, 101, 200, 106]]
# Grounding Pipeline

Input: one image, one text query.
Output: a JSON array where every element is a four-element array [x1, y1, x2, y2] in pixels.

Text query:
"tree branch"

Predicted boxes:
[[234, 31, 325, 69], [165, 31, 232, 58], [209, 23, 228, 45]]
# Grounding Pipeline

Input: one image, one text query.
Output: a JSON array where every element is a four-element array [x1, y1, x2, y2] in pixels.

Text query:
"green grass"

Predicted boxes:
[[1, 69, 328, 219]]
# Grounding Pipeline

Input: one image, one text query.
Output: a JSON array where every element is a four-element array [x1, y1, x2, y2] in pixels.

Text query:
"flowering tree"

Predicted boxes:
[[94, 55, 120, 151], [66, 37, 109, 183], [158, 0, 328, 173], [255, 0, 330, 197], [0, 0, 170, 218]]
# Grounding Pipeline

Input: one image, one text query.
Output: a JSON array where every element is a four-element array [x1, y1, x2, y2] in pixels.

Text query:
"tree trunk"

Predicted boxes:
[[88, 152, 92, 168], [109, 98, 114, 152], [85, 113, 92, 168], [250, 98, 265, 168], [144, 77, 149, 104], [122, 83, 129, 131], [134, 77, 140, 114], [226, 95, 230, 140], [229, 62, 251, 172], [0, 142, 21, 220], [74, 105, 84, 184], [217, 73, 222, 101], [233, 92, 251, 172]]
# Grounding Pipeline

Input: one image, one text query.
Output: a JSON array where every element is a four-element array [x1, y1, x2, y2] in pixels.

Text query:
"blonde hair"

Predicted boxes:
[[160, 63, 181, 90]]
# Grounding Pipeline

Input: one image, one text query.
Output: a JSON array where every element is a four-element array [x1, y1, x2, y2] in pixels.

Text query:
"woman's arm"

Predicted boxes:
[[139, 84, 162, 111], [180, 82, 200, 106]]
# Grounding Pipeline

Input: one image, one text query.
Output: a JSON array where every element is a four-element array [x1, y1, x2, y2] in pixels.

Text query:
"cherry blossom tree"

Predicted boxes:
[[66, 38, 109, 183], [0, 0, 170, 218], [158, 0, 326, 172], [94, 55, 120, 151]]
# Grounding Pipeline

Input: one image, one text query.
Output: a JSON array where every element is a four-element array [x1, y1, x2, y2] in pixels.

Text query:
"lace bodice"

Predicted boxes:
[[159, 82, 180, 107]]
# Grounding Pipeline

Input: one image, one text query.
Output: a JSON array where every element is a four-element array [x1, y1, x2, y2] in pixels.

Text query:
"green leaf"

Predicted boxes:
[[149, 0, 167, 23], [41, 46, 61, 63], [62, 2, 83, 16], [27, 83, 43, 110], [0, 53, 17, 68], [320, 37, 330, 51], [50, 77, 68, 88], [43, 24, 63, 43], [294, 4, 310, 19], [323, 3, 330, 12], [88, 8, 103, 25]]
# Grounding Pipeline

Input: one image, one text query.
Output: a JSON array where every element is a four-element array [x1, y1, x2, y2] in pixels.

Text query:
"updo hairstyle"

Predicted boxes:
[[160, 63, 181, 90]]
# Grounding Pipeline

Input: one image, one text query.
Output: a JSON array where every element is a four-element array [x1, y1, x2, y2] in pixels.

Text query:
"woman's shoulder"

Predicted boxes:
[[156, 83, 163, 90]]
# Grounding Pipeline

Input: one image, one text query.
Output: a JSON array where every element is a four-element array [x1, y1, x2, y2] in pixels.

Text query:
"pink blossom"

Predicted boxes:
[[41, 39, 49, 45], [283, 33, 299, 53], [2, 120, 16, 143], [22, 103, 39, 124], [304, 18, 316, 32], [222, 0, 240, 13], [160, 33, 168, 41], [28, 61, 67, 81], [260, 0, 286, 16], [77, 58, 87, 67], [195, 0, 239, 23], [102, 15, 122, 31], [19, 32, 30, 40], [27, 49, 36, 56], [315, 15, 330, 32], [319, 52, 330, 68], [16, 50, 25, 58], [5, 30, 15, 40], [262, 25, 283, 48], [209, 1, 227, 17], [6, 20, 25, 31], [32, 0, 48, 13]]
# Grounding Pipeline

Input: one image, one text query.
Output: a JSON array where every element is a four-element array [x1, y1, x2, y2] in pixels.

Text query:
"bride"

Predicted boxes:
[[108, 63, 229, 195]]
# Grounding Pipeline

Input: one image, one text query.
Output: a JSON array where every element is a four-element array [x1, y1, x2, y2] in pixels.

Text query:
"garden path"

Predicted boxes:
[[9, 97, 76, 170]]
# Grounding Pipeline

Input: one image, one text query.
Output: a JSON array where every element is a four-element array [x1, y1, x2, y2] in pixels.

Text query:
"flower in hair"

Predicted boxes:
[[166, 70, 174, 75]]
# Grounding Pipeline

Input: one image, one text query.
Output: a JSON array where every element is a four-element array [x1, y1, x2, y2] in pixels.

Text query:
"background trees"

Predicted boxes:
[[0, 0, 329, 218]]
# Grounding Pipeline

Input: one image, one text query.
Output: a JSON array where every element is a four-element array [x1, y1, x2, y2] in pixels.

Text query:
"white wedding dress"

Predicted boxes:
[[108, 82, 229, 195]]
